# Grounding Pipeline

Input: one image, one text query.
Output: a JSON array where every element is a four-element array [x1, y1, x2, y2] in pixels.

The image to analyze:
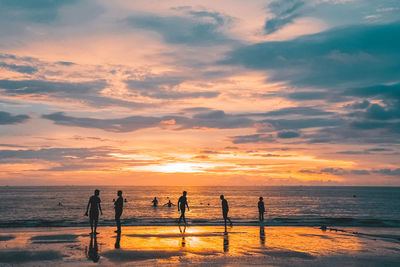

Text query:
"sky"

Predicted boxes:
[[0, 0, 399, 186]]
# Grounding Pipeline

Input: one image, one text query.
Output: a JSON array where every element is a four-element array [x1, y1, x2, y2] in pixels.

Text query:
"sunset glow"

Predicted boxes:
[[0, 0, 399, 185]]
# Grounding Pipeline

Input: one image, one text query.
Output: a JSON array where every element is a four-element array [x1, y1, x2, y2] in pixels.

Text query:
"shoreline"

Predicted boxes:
[[1, 226, 400, 266]]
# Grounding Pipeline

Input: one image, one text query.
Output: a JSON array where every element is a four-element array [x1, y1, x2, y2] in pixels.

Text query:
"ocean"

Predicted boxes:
[[0, 186, 399, 228]]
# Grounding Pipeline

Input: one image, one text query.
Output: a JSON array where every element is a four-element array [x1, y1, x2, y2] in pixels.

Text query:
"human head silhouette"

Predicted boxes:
[[94, 189, 100, 196], [118, 190, 122, 197], [259, 196, 263, 201], [220, 195, 224, 200], [183, 191, 187, 196]]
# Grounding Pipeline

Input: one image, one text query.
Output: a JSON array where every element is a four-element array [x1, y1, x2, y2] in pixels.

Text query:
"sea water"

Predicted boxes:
[[0, 186, 399, 227]]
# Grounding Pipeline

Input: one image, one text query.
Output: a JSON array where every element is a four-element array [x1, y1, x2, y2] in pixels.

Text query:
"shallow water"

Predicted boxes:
[[0, 186, 399, 227], [1, 226, 399, 266]]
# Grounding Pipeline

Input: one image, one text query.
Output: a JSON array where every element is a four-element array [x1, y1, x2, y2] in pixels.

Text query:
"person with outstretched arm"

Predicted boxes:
[[178, 191, 190, 225], [85, 189, 103, 235]]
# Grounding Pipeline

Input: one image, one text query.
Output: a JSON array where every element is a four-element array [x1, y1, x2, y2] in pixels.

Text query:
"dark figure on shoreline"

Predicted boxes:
[[85, 189, 103, 235], [114, 190, 123, 233], [258, 197, 265, 222], [220, 195, 232, 229], [178, 191, 190, 225], [164, 200, 175, 207], [219, 195, 232, 230], [152, 197, 158, 207]]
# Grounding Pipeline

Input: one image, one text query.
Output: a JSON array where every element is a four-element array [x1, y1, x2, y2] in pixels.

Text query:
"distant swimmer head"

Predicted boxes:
[[118, 190, 122, 196], [94, 189, 100, 196], [183, 191, 187, 196], [220, 195, 224, 200], [259, 196, 263, 201]]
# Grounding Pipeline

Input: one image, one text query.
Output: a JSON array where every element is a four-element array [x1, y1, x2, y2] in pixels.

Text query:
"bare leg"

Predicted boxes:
[[90, 219, 94, 233], [94, 219, 98, 234]]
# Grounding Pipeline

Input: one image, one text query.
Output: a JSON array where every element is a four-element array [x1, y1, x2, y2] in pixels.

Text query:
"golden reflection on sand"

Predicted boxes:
[[96, 226, 363, 257]]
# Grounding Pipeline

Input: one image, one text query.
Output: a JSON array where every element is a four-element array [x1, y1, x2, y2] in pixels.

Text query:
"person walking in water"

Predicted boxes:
[[220, 195, 232, 229], [85, 189, 103, 235], [114, 190, 123, 233], [178, 191, 190, 225], [258, 197, 265, 222], [152, 197, 158, 207]]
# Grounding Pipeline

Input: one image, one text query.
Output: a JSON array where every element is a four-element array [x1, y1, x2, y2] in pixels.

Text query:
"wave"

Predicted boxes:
[[1, 217, 399, 228]]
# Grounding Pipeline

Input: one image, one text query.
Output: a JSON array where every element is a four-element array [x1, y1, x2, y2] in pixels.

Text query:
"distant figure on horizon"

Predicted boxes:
[[178, 191, 190, 225], [258, 197, 265, 222], [164, 200, 175, 207], [85, 189, 103, 235], [152, 197, 159, 207], [58, 202, 63, 207], [114, 190, 123, 233], [220, 195, 232, 229]]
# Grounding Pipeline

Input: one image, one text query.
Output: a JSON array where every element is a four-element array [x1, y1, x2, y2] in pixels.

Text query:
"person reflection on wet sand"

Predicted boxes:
[[87, 233, 99, 262], [259, 224, 265, 246], [223, 230, 229, 253], [115, 232, 121, 249], [179, 225, 186, 247]]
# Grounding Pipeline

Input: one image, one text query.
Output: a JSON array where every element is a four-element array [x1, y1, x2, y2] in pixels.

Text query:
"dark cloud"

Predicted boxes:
[[247, 107, 332, 117], [57, 61, 75, 66], [0, 111, 29, 125], [372, 168, 400, 176], [301, 167, 400, 177], [231, 134, 274, 144], [0, 0, 77, 23], [345, 100, 370, 109], [277, 131, 300, 138], [260, 118, 343, 131], [42, 110, 255, 132], [0, 62, 37, 74], [125, 10, 232, 45], [223, 22, 400, 90], [0, 79, 148, 109], [42, 112, 162, 133], [0, 147, 111, 162], [265, 0, 305, 34], [126, 76, 220, 99], [337, 151, 366, 155]]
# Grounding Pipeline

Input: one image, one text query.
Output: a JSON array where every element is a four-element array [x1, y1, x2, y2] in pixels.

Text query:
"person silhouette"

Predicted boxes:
[[152, 197, 158, 207], [178, 191, 190, 225], [85, 189, 103, 235], [164, 200, 175, 207], [220, 195, 232, 230], [87, 233, 99, 262], [258, 197, 265, 222], [114, 190, 123, 233]]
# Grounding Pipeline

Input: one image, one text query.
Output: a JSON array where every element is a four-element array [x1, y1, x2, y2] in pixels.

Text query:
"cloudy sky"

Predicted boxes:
[[0, 0, 399, 185]]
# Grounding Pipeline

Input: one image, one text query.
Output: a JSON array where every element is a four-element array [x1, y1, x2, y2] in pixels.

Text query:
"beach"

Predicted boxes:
[[1, 225, 399, 266]]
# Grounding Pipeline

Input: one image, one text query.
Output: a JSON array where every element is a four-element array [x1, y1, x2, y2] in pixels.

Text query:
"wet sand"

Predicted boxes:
[[0, 226, 399, 266]]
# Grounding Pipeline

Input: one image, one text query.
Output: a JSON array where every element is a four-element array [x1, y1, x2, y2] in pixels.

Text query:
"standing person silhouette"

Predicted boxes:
[[258, 197, 265, 222], [152, 197, 158, 207], [114, 190, 123, 233], [85, 189, 103, 235], [220, 195, 232, 229], [178, 191, 190, 225]]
